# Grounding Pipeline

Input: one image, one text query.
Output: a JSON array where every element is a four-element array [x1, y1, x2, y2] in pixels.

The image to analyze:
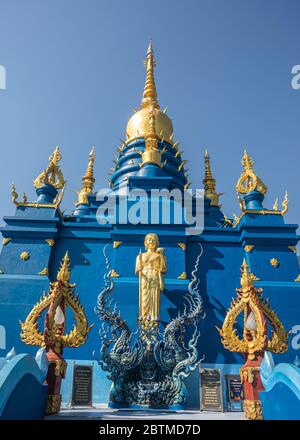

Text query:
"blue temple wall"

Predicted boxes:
[[1, 194, 300, 408]]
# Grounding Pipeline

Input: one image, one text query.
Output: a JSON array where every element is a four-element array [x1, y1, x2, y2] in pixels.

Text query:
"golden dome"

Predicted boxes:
[[125, 42, 174, 144], [126, 107, 173, 142]]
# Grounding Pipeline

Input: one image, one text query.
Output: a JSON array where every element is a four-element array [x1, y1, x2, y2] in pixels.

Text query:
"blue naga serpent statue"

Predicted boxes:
[[95, 245, 204, 408]]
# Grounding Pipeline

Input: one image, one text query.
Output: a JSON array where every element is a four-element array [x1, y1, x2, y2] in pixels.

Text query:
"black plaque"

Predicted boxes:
[[200, 368, 223, 411], [72, 365, 93, 406], [226, 374, 244, 411]]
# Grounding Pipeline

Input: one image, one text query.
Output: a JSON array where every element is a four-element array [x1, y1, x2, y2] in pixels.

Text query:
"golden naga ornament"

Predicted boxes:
[[34, 146, 65, 190], [11, 182, 65, 210], [135, 233, 167, 322]]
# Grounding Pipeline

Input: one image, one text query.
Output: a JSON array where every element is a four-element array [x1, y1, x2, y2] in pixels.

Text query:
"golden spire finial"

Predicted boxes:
[[236, 150, 267, 196], [34, 146, 65, 190], [241, 150, 254, 169], [240, 258, 253, 290], [82, 146, 95, 193], [203, 148, 220, 207], [75, 147, 96, 206], [57, 251, 71, 282], [141, 41, 159, 110], [50, 146, 62, 166]]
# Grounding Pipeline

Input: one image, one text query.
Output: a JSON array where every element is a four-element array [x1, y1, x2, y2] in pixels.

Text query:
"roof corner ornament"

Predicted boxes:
[[234, 151, 288, 224], [11, 147, 66, 210]]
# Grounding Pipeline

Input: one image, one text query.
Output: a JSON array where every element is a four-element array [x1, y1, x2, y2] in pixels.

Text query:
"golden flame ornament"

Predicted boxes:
[[33, 146, 65, 190]]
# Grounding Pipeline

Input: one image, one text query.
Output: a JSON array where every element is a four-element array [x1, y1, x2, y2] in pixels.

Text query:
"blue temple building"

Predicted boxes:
[[0, 43, 300, 410]]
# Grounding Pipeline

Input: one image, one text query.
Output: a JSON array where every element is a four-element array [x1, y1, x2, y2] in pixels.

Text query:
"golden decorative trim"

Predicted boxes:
[[282, 191, 289, 215], [244, 245, 254, 253], [12, 182, 65, 210], [2, 238, 12, 246], [240, 366, 260, 384], [142, 106, 162, 167], [295, 274, 300, 282], [113, 241, 122, 249], [124, 135, 175, 148], [111, 269, 120, 278], [38, 267, 49, 276], [223, 214, 234, 227], [45, 393, 62, 415], [20, 251, 30, 261], [177, 242, 186, 251], [11, 182, 18, 206], [288, 246, 297, 254], [270, 258, 279, 268], [53, 359, 67, 377], [244, 399, 263, 420], [45, 239, 55, 247], [178, 271, 187, 280], [234, 191, 289, 227]]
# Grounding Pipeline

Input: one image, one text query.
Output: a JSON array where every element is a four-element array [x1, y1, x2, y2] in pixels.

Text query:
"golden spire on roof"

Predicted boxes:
[[126, 42, 173, 143], [76, 147, 95, 206], [141, 41, 159, 110], [203, 149, 220, 207], [57, 251, 71, 282], [236, 150, 267, 195], [82, 146, 95, 193], [33, 146, 65, 190]]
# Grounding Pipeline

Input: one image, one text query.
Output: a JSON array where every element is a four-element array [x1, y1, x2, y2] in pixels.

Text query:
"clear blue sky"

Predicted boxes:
[[0, 0, 299, 224]]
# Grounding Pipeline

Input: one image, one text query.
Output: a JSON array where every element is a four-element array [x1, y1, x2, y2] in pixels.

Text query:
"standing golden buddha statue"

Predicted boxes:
[[135, 233, 167, 322]]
